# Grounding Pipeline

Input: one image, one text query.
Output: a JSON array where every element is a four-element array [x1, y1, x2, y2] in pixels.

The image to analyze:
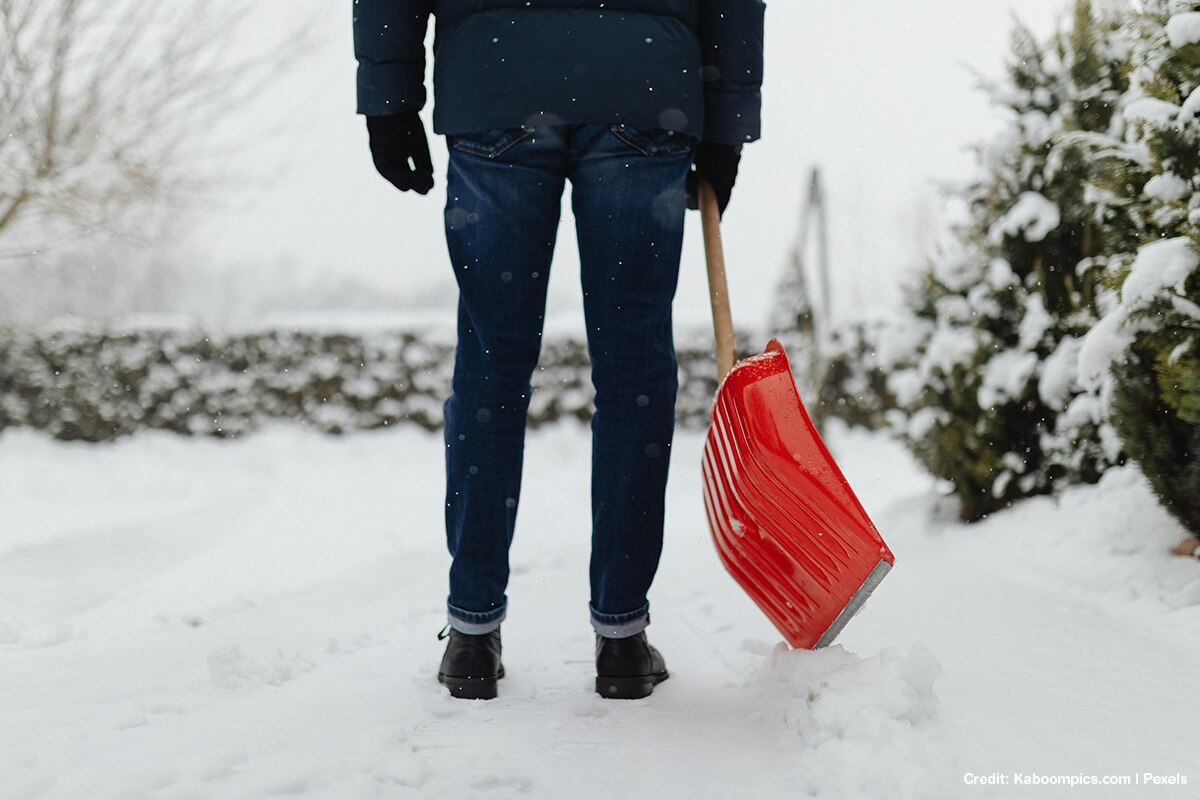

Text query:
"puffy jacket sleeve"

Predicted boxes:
[[353, 0, 433, 116], [699, 0, 765, 145]]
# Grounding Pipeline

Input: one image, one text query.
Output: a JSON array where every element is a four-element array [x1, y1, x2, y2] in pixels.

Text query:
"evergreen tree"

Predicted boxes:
[[1080, 0, 1200, 534], [890, 1, 1129, 521]]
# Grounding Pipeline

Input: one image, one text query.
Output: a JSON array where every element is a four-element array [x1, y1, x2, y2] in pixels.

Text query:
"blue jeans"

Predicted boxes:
[[441, 124, 694, 638]]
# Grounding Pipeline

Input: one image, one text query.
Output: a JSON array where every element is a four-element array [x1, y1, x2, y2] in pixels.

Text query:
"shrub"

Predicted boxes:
[[1077, 1, 1200, 535], [0, 321, 734, 442], [888, 2, 1130, 521]]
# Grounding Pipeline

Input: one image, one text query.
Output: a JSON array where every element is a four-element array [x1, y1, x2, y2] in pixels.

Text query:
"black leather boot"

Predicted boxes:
[[595, 631, 669, 699], [437, 627, 504, 700]]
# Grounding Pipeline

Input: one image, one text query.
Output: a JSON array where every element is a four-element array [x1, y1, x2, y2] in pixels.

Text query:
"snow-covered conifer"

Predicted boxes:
[[1080, 0, 1200, 534], [890, 1, 1129, 521]]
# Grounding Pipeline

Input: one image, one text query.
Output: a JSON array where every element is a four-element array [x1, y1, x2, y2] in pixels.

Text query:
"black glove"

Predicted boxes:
[[686, 142, 742, 217], [366, 112, 434, 195]]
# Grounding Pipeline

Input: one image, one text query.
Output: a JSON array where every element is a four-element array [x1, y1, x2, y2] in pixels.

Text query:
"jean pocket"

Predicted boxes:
[[448, 127, 535, 159], [609, 125, 695, 157]]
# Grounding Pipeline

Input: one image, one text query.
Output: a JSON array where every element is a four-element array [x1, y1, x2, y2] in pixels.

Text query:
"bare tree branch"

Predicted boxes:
[[0, 0, 314, 254]]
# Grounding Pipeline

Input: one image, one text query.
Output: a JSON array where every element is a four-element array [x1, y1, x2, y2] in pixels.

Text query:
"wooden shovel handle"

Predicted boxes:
[[699, 179, 737, 380]]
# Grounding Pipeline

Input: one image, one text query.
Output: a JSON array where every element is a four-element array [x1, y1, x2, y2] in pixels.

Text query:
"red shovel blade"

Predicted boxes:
[[701, 338, 894, 649]]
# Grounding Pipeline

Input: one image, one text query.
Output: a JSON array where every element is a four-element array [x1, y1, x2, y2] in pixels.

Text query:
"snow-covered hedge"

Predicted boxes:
[[0, 322, 729, 442], [814, 321, 900, 432]]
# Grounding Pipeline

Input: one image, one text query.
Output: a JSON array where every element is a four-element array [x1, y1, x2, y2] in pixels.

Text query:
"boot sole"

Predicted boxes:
[[595, 670, 668, 700], [439, 666, 504, 700]]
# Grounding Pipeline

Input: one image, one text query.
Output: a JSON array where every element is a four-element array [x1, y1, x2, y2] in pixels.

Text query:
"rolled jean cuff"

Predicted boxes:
[[590, 603, 649, 639], [447, 601, 505, 635]]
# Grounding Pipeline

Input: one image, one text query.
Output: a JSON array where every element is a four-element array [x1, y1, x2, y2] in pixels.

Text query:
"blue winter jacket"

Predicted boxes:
[[353, 1, 764, 145]]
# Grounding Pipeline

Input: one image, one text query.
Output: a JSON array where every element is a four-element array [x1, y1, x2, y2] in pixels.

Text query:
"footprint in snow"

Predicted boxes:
[[207, 643, 317, 690]]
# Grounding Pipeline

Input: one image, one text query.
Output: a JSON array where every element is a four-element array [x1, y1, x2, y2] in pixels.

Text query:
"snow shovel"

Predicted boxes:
[[696, 181, 895, 649]]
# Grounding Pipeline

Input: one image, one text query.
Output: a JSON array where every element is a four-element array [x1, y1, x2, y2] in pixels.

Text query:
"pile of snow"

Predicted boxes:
[[755, 643, 950, 798]]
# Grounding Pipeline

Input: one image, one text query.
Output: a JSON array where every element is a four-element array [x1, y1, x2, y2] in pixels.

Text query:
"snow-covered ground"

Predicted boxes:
[[2, 420, 1197, 799]]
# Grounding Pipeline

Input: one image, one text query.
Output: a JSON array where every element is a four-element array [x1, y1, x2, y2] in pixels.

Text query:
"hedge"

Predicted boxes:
[[0, 321, 745, 442]]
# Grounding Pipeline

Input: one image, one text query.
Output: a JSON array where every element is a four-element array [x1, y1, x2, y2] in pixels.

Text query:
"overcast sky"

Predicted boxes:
[[178, 0, 1068, 330]]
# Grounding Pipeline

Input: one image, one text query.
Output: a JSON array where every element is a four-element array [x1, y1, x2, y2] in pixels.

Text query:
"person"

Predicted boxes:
[[353, 0, 764, 700]]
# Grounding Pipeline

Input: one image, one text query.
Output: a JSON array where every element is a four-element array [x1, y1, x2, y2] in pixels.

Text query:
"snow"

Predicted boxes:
[[1122, 236, 1199, 307], [2, 421, 1197, 798], [988, 192, 1062, 244], [1077, 306, 1134, 389], [1171, 293, 1200, 322], [986, 257, 1018, 289], [875, 317, 932, 372], [905, 405, 950, 442], [931, 247, 986, 293], [1017, 293, 1051, 350], [1015, 109, 1057, 149], [5, 6, 1200, 793], [1078, 238, 1199, 388], [1124, 96, 1181, 127], [923, 324, 978, 375], [1166, 11, 1200, 48], [1181, 84, 1200, 121], [1038, 336, 1084, 412], [1144, 172, 1192, 203], [979, 350, 1039, 409]]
